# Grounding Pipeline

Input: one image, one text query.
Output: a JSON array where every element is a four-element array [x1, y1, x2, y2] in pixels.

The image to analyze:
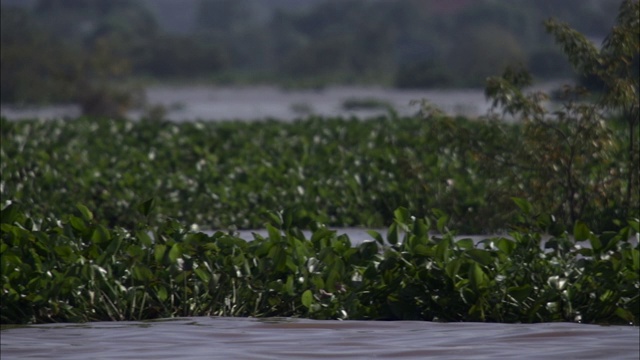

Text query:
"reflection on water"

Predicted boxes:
[[2, 317, 637, 359]]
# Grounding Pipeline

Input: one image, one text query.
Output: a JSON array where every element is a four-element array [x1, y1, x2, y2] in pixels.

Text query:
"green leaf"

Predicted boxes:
[[282, 207, 294, 230], [76, 203, 93, 221], [168, 243, 182, 263], [614, 308, 635, 324], [284, 275, 294, 296], [573, 221, 590, 242], [386, 223, 398, 245], [267, 224, 282, 242], [69, 216, 88, 234], [132, 264, 153, 281], [0, 203, 21, 225], [394, 207, 411, 225], [434, 237, 451, 263], [445, 258, 462, 280], [436, 215, 448, 234], [358, 240, 379, 259], [468, 262, 489, 290], [511, 197, 532, 215], [265, 210, 282, 227], [493, 238, 515, 255], [301, 289, 313, 309], [456, 238, 474, 249], [135, 231, 153, 247], [156, 286, 168, 301], [366, 230, 385, 245], [154, 244, 167, 263], [412, 218, 428, 238], [631, 248, 639, 272], [466, 249, 493, 266], [136, 198, 156, 217], [194, 268, 209, 282], [91, 224, 111, 244], [508, 285, 532, 302]]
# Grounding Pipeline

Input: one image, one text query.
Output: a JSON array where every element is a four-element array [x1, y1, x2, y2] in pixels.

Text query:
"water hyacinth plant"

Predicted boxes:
[[1, 201, 638, 325], [2, 1, 638, 326], [1, 113, 635, 234]]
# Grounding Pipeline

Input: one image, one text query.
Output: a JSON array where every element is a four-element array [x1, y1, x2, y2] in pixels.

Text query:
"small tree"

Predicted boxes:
[[484, 0, 639, 227], [544, 0, 639, 218]]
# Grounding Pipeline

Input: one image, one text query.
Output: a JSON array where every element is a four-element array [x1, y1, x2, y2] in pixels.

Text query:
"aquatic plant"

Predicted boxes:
[[1, 201, 637, 325], [1, 114, 634, 234]]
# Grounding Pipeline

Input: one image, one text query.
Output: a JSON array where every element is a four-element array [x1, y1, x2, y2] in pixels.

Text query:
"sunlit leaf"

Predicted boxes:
[[301, 289, 313, 309]]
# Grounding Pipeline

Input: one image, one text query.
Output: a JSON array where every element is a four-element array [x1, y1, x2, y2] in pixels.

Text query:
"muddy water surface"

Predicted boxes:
[[2, 317, 638, 359]]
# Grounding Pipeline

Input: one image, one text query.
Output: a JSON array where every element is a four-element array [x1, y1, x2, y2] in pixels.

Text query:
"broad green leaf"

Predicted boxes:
[[436, 215, 448, 234], [511, 197, 532, 215], [508, 285, 532, 302], [265, 210, 282, 227], [301, 289, 313, 309], [104, 236, 123, 255], [132, 264, 153, 281], [589, 235, 602, 253], [0, 204, 21, 225], [573, 221, 591, 242], [76, 203, 93, 221], [267, 224, 282, 242], [394, 207, 411, 225], [412, 244, 431, 256], [494, 238, 515, 255], [136, 198, 156, 217], [135, 230, 153, 247], [194, 268, 209, 282], [358, 241, 378, 259], [466, 249, 493, 266], [387, 223, 398, 245], [445, 258, 461, 280], [412, 218, 428, 238], [366, 230, 384, 245], [468, 262, 489, 290], [168, 243, 182, 263], [282, 207, 294, 230], [91, 225, 111, 244], [284, 275, 294, 295], [631, 248, 639, 271], [154, 244, 167, 263], [614, 308, 635, 324], [156, 286, 168, 301], [69, 216, 88, 234], [434, 237, 451, 262], [456, 238, 474, 249]]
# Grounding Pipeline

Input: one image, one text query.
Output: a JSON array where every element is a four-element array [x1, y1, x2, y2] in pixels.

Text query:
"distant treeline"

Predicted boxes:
[[1, 0, 621, 105]]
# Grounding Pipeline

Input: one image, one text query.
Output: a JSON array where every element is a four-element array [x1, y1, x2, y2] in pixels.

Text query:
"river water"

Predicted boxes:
[[1, 317, 638, 359], [0, 82, 565, 122]]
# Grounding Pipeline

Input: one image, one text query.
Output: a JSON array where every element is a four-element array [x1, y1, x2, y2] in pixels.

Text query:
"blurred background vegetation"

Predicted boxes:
[[1, 0, 622, 111]]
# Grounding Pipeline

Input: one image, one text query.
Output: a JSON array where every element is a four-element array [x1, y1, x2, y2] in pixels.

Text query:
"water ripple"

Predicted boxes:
[[2, 317, 638, 359]]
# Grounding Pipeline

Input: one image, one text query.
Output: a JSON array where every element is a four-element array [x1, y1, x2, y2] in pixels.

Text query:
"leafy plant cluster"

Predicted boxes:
[[1, 202, 637, 325], [1, 112, 635, 234]]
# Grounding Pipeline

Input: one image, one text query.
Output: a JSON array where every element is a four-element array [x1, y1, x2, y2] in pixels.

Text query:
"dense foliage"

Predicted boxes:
[[1, 114, 636, 234], [1, 203, 637, 325], [1, 0, 637, 327]]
